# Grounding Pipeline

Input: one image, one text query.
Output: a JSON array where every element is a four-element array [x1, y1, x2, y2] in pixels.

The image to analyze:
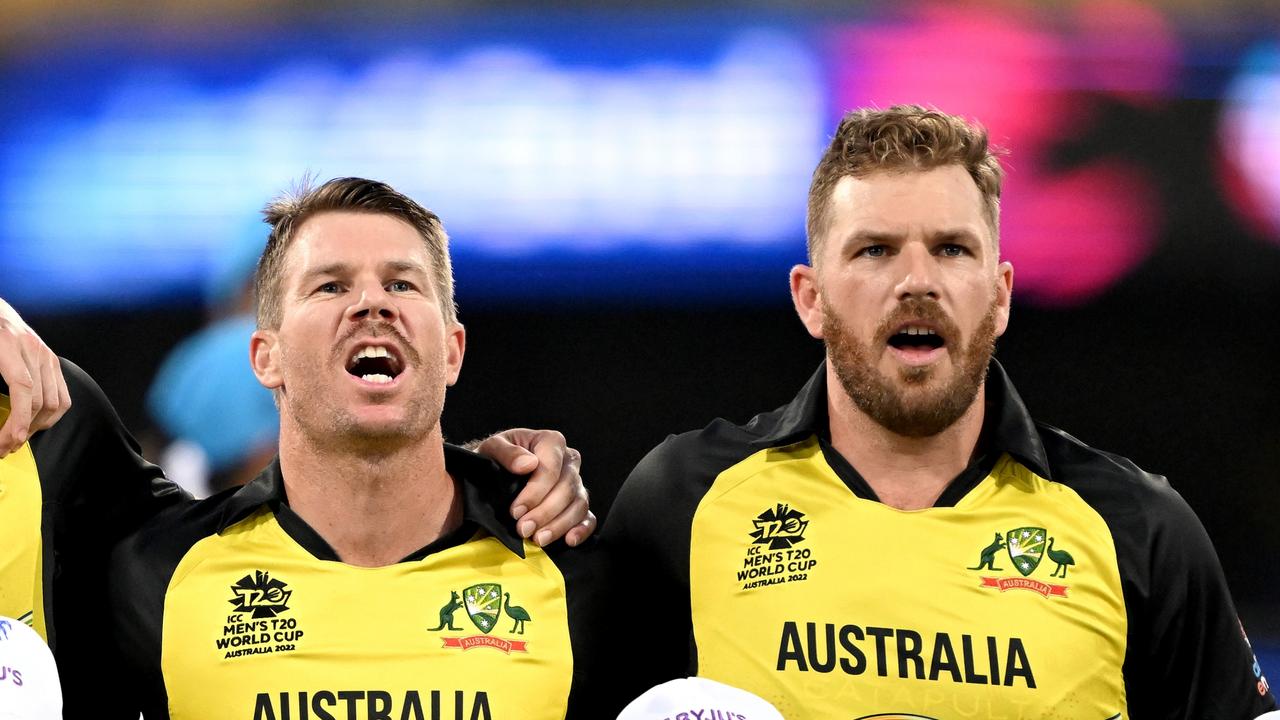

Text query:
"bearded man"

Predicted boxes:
[[602, 105, 1276, 719]]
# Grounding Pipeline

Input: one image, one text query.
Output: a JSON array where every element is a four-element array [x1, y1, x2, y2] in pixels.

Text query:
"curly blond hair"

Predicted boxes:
[[806, 105, 1004, 263]]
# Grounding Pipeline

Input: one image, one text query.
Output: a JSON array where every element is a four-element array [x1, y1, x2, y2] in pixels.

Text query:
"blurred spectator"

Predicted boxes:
[[147, 314, 277, 496], [146, 226, 276, 496]]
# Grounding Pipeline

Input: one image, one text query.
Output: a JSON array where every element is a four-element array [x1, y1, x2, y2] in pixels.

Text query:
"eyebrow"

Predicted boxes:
[[841, 230, 903, 248], [932, 229, 984, 245]]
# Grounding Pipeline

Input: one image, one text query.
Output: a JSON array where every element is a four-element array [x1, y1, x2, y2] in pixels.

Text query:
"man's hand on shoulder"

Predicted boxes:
[[0, 298, 70, 456], [473, 428, 596, 548]]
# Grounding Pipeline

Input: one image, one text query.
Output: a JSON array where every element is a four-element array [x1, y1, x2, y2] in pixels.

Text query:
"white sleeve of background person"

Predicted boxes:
[[616, 676, 784, 720], [0, 616, 63, 720]]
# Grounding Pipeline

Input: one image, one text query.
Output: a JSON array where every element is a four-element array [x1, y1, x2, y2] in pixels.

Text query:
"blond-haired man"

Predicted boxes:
[[605, 106, 1276, 719]]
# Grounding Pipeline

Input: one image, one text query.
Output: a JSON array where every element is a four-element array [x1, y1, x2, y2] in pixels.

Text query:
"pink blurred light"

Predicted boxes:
[[1218, 42, 1280, 248], [828, 3, 1075, 151], [823, 1, 1172, 305], [1005, 162, 1158, 303], [1070, 0, 1180, 104]]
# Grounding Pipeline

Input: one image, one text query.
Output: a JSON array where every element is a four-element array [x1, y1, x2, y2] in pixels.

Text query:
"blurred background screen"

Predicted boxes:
[[2, 0, 1278, 669]]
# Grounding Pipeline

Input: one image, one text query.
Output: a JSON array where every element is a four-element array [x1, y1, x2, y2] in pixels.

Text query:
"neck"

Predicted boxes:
[[277, 422, 461, 567], [826, 365, 985, 511]]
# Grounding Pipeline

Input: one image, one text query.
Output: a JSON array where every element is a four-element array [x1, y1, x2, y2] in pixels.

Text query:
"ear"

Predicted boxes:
[[444, 322, 466, 386], [993, 260, 1014, 338], [250, 329, 284, 390], [790, 264, 826, 340]]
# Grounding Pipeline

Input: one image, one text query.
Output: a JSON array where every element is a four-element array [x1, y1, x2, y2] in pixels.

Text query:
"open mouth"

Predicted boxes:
[[887, 325, 946, 352], [345, 345, 404, 385]]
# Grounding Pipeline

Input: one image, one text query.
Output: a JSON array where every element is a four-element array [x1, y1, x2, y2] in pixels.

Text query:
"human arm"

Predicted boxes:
[[31, 361, 187, 719], [472, 428, 595, 546]]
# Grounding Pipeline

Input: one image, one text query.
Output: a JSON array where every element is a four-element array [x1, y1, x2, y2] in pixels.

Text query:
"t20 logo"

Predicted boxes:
[[228, 570, 293, 618], [750, 504, 809, 550]]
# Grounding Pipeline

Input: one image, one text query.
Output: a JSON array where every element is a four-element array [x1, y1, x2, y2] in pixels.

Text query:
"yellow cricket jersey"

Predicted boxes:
[[604, 361, 1276, 719], [0, 394, 45, 638], [108, 445, 601, 720]]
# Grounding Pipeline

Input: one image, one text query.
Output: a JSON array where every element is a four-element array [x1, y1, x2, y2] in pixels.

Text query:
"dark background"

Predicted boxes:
[[5, 0, 1278, 668], [26, 109, 1280, 639]]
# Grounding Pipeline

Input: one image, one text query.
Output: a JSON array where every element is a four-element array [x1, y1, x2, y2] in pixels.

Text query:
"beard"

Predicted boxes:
[[279, 323, 446, 455], [823, 295, 998, 438]]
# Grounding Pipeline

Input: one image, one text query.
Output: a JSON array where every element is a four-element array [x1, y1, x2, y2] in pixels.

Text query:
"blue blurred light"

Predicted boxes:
[[0, 24, 824, 310]]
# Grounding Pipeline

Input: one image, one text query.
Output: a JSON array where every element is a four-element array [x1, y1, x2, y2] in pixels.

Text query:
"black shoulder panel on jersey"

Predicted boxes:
[[600, 410, 786, 712], [32, 360, 183, 516], [109, 491, 232, 720], [27, 360, 187, 720], [1035, 424, 1276, 718], [540, 536, 608, 720]]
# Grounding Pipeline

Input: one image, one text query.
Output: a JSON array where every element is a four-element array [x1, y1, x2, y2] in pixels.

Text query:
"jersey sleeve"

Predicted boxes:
[[598, 434, 708, 713], [107, 496, 217, 720], [36, 359, 187, 534], [28, 359, 188, 719], [1038, 425, 1275, 718], [543, 537, 612, 720], [1117, 473, 1276, 719]]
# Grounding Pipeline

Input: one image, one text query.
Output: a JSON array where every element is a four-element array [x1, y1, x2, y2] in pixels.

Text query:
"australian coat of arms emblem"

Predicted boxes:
[[969, 524, 1076, 598], [428, 582, 532, 653]]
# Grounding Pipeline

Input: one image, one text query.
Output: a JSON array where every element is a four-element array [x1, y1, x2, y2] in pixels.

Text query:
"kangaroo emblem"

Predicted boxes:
[[428, 591, 464, 631], [968, 532, 1005, 571]]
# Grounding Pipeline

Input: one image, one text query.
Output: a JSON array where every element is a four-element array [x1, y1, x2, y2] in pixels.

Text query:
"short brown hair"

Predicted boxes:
[[255, 177, 457, 328], [806, 105, 1004, 263]]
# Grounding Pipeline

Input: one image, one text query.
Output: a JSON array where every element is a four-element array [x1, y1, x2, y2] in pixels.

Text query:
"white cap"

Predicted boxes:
[[0, 617, 63, 719], [617, 677, 784, 720]]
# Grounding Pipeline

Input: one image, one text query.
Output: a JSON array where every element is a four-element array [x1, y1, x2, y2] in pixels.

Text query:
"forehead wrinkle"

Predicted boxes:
[[298, 261, 352, 282], [384, 259, 430, 276], [296, 258, 429, 281]]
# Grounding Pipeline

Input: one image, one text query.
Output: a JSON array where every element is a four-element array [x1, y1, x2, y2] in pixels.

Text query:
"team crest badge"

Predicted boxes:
[[969, 525, 1074, 599], [429, 582, 531, 653], [1005, 527, 1046, 576], [463, 583, 503, 634]]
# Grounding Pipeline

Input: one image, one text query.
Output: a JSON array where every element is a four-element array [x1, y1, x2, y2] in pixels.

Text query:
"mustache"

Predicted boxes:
[[333, 323, 422, 366], [875, 298, 960, 345]]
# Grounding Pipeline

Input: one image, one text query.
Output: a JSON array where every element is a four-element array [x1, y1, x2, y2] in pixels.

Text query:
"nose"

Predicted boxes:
[[893, 243, 939, 300], [347, 283, 398, 323]]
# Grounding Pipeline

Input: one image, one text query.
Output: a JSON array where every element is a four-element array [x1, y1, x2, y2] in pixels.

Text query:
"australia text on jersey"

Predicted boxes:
[[777, 621, 1036, 688], [252, 689, 493, 720]]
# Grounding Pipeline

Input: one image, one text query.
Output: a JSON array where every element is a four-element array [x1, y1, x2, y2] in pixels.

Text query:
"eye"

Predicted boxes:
[[938, 244, 969, 257], [316, 281, 343, 294], [858, 245, 889, 258], [387, 280, 415, 293]]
